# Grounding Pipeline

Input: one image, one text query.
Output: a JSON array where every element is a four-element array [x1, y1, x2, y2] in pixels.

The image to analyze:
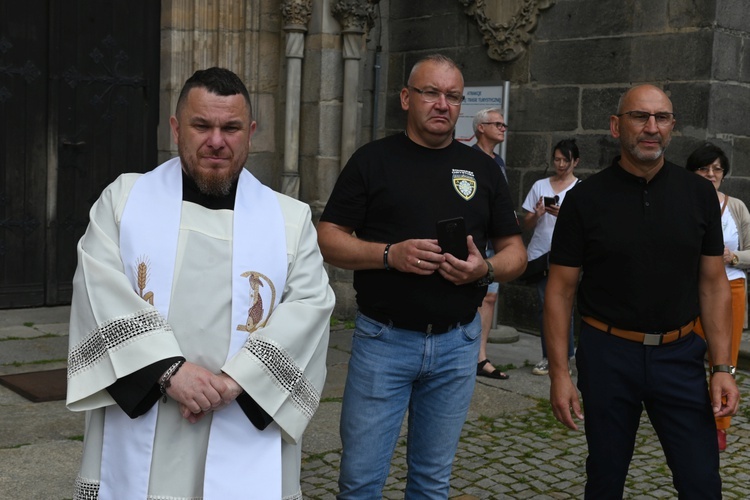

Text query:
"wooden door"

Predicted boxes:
[[0, 0, 159, 307]]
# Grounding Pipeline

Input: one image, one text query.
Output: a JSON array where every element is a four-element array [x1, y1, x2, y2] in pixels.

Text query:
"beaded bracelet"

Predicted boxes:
[[159, 359, 185, 402], [383, 243, 392, 270]]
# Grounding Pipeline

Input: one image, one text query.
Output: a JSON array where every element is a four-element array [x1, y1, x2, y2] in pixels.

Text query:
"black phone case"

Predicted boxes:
[[436, 217, 468, 260]]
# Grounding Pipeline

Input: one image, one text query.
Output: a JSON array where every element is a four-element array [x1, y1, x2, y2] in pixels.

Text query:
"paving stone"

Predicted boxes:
[[6, 308, 750, 499]]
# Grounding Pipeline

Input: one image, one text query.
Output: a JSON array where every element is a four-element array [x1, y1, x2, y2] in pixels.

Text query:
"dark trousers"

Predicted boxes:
[[576, 322, 721, 499]]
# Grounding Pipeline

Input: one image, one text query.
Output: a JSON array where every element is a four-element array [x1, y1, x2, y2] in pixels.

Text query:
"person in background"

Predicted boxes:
[[686, 142, 750, 452], [521, 139, 579, 375], [318, 54, 526, 498], [472, 107, 510, 379], [66, 67, 334, 499], [545, 84, 738, 499]]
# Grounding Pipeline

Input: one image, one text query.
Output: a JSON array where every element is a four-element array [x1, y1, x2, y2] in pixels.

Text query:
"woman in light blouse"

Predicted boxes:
[[686, 142, 750, 452]]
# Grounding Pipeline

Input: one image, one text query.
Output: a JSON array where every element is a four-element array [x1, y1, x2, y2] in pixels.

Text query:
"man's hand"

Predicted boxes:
[[438, 235, 486, 285], [177, 372, 245, 423], [388, 239, 445, 275], [710, 372, 740, 417], [549, 376, 584, 431], [166, 362, 227, 419]]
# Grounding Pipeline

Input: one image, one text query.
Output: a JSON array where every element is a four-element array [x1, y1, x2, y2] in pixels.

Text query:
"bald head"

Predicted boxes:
[[617, 84, 672, 115]]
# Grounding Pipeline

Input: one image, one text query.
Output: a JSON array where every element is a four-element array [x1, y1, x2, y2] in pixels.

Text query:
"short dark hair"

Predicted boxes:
[[553, 138, 579, 162], [686, 142, 730, 176], [176, 67, 252, 118]]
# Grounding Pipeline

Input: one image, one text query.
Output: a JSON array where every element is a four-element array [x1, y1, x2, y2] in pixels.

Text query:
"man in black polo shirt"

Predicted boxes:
[[318, 54, 525, 498], [544, 84, 739, 499]]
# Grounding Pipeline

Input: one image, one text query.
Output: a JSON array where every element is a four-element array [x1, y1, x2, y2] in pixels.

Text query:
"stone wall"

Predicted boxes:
[[154, 1, 750, 328], [366, 0, 750, 332]]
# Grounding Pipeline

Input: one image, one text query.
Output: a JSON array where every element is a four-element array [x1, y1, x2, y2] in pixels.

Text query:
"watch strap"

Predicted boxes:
[[476, 259, 495, 287], [710, 364, 736, 378]]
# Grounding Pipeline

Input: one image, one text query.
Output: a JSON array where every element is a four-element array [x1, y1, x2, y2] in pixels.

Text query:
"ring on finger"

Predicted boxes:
[[417, 259, 421, 266]]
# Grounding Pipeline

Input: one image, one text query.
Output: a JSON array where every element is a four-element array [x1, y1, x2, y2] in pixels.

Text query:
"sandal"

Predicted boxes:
[[477, 359, 509, 380]]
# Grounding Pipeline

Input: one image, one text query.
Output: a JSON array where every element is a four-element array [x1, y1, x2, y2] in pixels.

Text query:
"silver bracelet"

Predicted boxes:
[[159, 360, 185, 402]]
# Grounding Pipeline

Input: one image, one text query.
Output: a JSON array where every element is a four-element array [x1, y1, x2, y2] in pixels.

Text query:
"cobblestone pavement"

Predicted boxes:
[[301, 371, 750, 499], [3, 308, 750, 499]]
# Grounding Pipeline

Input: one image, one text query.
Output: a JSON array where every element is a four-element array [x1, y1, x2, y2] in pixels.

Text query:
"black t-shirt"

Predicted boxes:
[[550, 157, 723, 331], [320, 132, 521, 324]]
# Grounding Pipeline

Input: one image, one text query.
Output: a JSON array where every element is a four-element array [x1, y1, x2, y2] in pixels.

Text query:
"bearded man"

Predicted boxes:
[[66, 67, 334, 499]]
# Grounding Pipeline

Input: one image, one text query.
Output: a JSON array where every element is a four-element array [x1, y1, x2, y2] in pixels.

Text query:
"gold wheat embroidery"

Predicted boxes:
[[237, 271, 276, 333], [135, 256, 154, 305]]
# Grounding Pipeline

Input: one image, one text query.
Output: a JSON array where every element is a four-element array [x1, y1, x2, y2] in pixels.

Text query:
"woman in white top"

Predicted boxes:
[[522, 139, 580, 376], [686, 142, 750, 452]]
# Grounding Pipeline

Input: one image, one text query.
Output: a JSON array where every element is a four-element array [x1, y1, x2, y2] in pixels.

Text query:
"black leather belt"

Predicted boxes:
[[360, 309, 474, 334]]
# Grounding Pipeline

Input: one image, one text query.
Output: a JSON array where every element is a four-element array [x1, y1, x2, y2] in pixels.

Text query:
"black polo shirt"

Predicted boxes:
[[550, 156, 723, 332], [321, 133, 521, 325]]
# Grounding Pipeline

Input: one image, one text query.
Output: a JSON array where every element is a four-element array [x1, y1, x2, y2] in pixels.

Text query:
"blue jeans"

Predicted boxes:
[[337, 312, 481, 499], [537, 275, 575, 358]]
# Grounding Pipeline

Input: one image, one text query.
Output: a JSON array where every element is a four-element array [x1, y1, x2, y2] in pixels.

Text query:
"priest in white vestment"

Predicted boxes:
[[67, 67, 334, 500]]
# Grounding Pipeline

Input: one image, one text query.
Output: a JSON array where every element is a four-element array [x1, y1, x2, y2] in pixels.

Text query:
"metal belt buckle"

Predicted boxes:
[[643, 333, 663, 346], [426, 324, 433, 334]]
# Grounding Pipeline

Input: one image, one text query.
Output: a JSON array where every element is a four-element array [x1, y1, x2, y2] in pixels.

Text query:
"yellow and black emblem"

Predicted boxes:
[[452, 169, 477, 201]]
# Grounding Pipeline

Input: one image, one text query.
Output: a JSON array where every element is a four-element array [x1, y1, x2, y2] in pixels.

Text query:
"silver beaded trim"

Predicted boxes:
[[68, 308, 172, 377], [73, 475, 99, 499], [243, 333, 320, 420]]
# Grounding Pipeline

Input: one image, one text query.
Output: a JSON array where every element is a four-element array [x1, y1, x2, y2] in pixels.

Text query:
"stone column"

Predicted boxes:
[[332, 0, 376, 169], [281, 0, 313, 199]]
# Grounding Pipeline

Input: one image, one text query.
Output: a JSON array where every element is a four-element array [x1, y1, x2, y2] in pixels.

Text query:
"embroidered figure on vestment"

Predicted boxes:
[[134, 256, 154, 305], [237, 271, 276, 333]]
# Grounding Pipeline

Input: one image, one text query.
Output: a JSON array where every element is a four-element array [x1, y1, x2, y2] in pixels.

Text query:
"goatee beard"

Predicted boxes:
[[194, 172, 235, 197]]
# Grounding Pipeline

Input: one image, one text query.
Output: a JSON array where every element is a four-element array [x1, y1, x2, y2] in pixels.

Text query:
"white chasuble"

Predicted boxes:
[[102, 158, 286, 499]]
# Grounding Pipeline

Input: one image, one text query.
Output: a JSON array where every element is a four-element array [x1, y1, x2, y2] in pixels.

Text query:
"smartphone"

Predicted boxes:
[[543, 195, 559, 207], [436, 217, 469, 261]]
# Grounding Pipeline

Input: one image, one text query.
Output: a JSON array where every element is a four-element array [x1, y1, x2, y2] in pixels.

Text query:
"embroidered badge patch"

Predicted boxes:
[[452, 169, 477, 201]]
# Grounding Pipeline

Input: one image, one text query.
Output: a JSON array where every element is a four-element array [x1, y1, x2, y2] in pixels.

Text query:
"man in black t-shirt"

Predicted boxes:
[[318, 54, 525, 498], [544, 84, 739, 499]]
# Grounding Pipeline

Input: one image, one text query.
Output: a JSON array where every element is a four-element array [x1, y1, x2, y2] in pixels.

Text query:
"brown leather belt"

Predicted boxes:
[[582, 316, 695, 346]]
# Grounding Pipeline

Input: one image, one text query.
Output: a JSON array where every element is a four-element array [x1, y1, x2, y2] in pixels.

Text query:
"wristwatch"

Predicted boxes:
[[710, 364, 736, 378], [476, 259, 495, 287], [731, 253, 739, 266]]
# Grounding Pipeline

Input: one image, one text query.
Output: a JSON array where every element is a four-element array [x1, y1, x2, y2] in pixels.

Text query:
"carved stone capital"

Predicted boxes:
[[460, 0, 555, 62], [281, 0, 313, 29], [331, 0, 377, 34]]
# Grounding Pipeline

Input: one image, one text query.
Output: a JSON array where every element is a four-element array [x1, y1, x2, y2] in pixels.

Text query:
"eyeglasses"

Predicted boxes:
[[617, 110, 675, 127], [409, 86, 465, 106], [482, 121, 508, 130], [697, 165, 725, 174]]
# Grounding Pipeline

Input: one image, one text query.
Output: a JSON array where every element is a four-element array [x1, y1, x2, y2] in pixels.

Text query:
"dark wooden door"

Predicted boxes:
[[0, 0, 159, 308]]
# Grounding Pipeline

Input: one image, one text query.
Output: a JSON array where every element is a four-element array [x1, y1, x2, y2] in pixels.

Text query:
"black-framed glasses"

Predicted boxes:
[[617, 110, 675, 127], [697, 165, 725, 174], [482, 121, 508, 130], [409, 86, 465, 106]]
